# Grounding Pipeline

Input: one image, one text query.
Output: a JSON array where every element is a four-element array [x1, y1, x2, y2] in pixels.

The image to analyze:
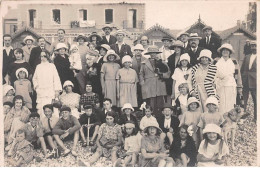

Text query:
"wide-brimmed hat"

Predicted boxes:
[[144, 45, 162, 55], [102, 24, 113, 31], [103, 50, 120, 62], [16, 67, 28, 79], [205, 96, 218, 107], [161, 36, 173, 42], [89, 32, 102, 42], [217, 43, 234, 54], [179, 53, 190, 63], [189, 33, 202, 40], [187, 97, 200, 107], [125, 121, 135, 129], [97, 44, 111, 51], [197, 49, 213, 62], [132, 44, 145, 52], [203, 124, 222, 136], [172, 40, 184, 49], [23, 35, 35, 44], [162, 103, 174, 111], [121, 103, 134, 112], [63, 80, 74, 89], [76, 34, 87, 42], [143, 121, 162, 134], [114, 30, 126, 36], [3, 85, 15, 95], [202, 26, 213, 31], [122, 55, 132, 64], [177, 32, 190, 39], [55, 43, 68, 51]]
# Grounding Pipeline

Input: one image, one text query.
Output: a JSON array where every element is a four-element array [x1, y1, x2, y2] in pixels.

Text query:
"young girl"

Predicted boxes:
[[171, 53, 192, 100], [14, 68, 33, 110], [100, 50, 121, 106], [175, 83, 190, 120], [179, 97, 202, 148], [197, 124, 229, 166], [139, 104, 158, 131], [118, 103, 139, 131], [116, 55, 138, 107], [7, 129, 34, 167], [69, 44, 82, 76], [197, 96, 225, 140], [3, 85, 15, 103]]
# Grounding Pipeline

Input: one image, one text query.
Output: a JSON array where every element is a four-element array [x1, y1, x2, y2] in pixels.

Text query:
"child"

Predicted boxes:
[[100, 50, 121, 106], [14, 68, 33, 110], [197, 96, 225, 140], [7, 129, 34, 167], [79, 103, 101, 147], [69, 44, 82, 76], [3, 85, 15, 103], [114, 121, 140, 167], [118, 103, 139, 131], [116, 55, 138, 107], [139, 104, 158, 131], [157, 103, 180, 145], [174, 83, 190, 119], [4, 102, 13, 143], [179, 97, 202, 148], [52, 106, 81, 157], [79, 81, 100, 109], [98, 98, 118, 124], [197, 124, 229, 166], [171, 53, 192, 100]]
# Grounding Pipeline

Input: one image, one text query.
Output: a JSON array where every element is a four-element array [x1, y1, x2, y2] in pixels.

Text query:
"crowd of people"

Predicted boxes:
[[2, 24, 257, 167]]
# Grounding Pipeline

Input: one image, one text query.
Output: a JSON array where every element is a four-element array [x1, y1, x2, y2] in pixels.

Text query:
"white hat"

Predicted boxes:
[[121, 103, 134, 112], [179, 53, 190, 63], [3, 85, 15, 96], [16, 68, 28, 79], [55, 43, 68, 51], [97, 44, 111, 51], [125, 122, 135, 129], [103, 50, 120, 62], [203, 124, 222, 136], [115, 30, 125, 36], [132, 44, 145, 52], [23, 35, 35, 44], [217, 43, 234, 54], [205, 96, 218, 107], [197, 49, 212, 62], [63, 80, 74, 89], [187, 97, 200, 107], [143, 120, 162, 134], [70, 44, 79, 51], [189, 33, 202, 40], [122, 55, 132, 64]]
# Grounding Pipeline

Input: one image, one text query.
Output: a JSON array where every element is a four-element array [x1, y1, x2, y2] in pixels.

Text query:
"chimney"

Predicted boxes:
[[237, 20, 241, 27]]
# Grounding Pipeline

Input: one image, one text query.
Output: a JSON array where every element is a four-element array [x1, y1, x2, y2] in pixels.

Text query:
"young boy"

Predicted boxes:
[[79, 103, 101, 147], [52, 105, 81, 157], [97, 98, 118, 124], [79, 82, 100, 110]]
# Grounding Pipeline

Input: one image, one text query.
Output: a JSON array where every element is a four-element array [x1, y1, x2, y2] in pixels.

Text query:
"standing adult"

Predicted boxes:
[[240, 41, 257, 121], [159, 37, 174, 63], [199, 26, 221, 59], [177, 33, 190, 52], [140, 36, 150, 59], [89, 32, 102, 48], [75, 34, 90, 69], [139, 45, 171, 114], [243, 39, 252, 56], [100, 25, 117, 46], [3, 34, 15, 84], [49, 29, 70, 55], [187, 33, 204, 66], [21, 35, 36, 63]]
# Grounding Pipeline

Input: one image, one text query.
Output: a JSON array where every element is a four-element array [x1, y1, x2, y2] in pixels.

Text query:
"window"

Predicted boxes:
[[79, 9, 87, 21], [105, 9, 113, 24], [52, 9, 60, 24], [128, 9, 137, 28], [29, 9, 36, 28]]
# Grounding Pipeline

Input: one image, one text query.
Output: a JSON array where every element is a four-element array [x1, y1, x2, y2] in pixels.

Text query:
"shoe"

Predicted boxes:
[[61, 149, 71, 157], [82, 142, 88, 147], [71, 150, 78, 157]]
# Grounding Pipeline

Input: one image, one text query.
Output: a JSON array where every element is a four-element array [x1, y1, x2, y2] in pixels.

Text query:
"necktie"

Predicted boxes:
[[207, 37, 209, 45], [48, 118, 52, 131]]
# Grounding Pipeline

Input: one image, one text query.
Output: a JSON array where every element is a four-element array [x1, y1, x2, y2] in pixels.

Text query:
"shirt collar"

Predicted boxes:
[[3, 46, 13, 50], [116, 41, 125, 45]]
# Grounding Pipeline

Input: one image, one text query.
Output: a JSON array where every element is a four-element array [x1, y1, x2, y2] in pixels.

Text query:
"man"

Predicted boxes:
[[199, 26, 221, 59], [159, 36, 174, 63], [100, 25, 117, 46], [22, 35, 36, 63], [240, 41, 257, 121], [110, 30, 132, 60], [3, 34, 14, 84], [187, 33, 204, 66], [49, 29, 70, 55], [177, 32, 190, 51], [244, 39, 252, 56]]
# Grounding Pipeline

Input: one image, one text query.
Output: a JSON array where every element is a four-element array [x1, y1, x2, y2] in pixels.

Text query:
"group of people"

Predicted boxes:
[[2, 24, 257, 167]]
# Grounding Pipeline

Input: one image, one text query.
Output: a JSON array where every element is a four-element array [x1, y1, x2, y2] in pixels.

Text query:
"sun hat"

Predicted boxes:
[[161, 36, 173, 42], [189, 33, 202, 40], [55, 43, 68, 51], [144, 45, 162, 55], [172, 40, 184, 49], [23, 35, 35, 44], [203, 124, 222, 136], [162, 103, 174, 111], [132, 44, 145, 52], [70, 44, 79, 51], [121, 103, 134, 112], [143, 120, 162, 134], [217, 43, 234, 54], [103, 50, 120, 62], [179, 53, 190, 63], [122, 55, 132, 64], [3, 85, 15, 95], [63, 80, 74, 89], [76, 34, 87, 42], [197, 49, 213, 62], [60, 105, 71, 112], [177, 32, 190, 39], [205, 96, 218, 107], [187, 97, 200, 107], [202, 26, 213, 31], [102, 24, 113, 31], [97, 44, 111, 51], [115, 30, 126, 36], [125, 121, 135, 129], [16, 67, 28, 79], [89, 32, 102, 42]]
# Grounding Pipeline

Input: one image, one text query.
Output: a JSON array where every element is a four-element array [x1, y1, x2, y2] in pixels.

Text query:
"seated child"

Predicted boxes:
[[157, 103, 180, 145], [139, 104, 157, 131], [79, 82, 100, 109], [79, 103, 101, 147], [69, 44, 82, 76], [174, 83, 190, 120], [197, 124, 229, 166], [52, 105, 81, 157], [7, 129, 34, 167], [197, 96, 225, 140], [118, 103, 139, 131], [97, 98, 119, 124], [3, 85, 15, 103]]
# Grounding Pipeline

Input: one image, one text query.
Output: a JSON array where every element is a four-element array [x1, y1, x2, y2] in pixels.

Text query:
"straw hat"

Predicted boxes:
[[103, 50, 120, 62], [203, 124, 222, 136], [187, 97, 200, 107], [23, 35, 35, 44], [197, 49, 213, 62], [205, 96, 218, 107], [144, 45, 162, 55], [189, 33, 202, 40], [55, 43, 68, 51], [16, 68, 28, 79], [102, 24, 113, 31], [97, 44, 111, 51], [3, 85, 15, 95], [121, 103, 134, 112], [143, 121, 162, 134], [132, 44, 145, 52], [63, 80, 74, 89], [125, 122, 135, 129], [89, 32, 102, 42], [217, 43, 234, 54], [172, 40, 184, 49], [177, 32, 190, 39], [115, 30, 126, 36], [122, 55, 132, 64], [179, 53, 190, 63], [202, 26, 213, 31]]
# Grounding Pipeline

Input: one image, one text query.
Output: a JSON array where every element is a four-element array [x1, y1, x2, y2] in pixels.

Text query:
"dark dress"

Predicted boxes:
[[8, 62, 32, 86], [3, 49, 14, 84]]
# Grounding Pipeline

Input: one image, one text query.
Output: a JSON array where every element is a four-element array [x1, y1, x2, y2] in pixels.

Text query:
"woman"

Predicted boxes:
[[89, 32, 102, 48], [140, 121, 174, 167], [190, 49, 218, 112], [215, 43, 243, 114], [140, 36, 150, 59], [32, 51, 62, 116], [21, 35, 36, 63], [169, 125, 197, 167], [59, 81, 80, 119], [75, 34, 89, 69]]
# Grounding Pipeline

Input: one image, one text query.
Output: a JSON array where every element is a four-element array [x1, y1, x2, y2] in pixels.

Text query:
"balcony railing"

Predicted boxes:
[[122, 20, 144, 30]]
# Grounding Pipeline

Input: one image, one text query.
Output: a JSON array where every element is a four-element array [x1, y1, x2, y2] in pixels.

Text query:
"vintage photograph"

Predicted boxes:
[[1, 0, 257, 167]]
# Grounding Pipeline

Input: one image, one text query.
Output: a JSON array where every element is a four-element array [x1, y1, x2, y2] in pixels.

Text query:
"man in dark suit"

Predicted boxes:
[[199, 26, 221, 59], [240, 41, 257, 121], [3, 34, 14, 84], [177, 32, 190, 52], [110, 30, 132, 60], [100, 25, 117, 46], [29, 37, 50, 74], [187, 33, 204, 66]]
